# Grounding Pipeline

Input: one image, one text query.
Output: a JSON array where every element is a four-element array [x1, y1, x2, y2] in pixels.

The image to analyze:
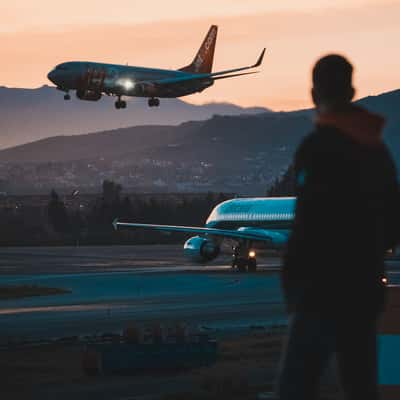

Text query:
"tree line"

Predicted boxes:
[[266, 164, 296, 197], [0, 180, 231, 246]]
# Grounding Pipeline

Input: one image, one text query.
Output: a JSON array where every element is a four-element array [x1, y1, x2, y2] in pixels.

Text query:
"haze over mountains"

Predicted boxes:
[[0, 86, 268, 149], [0, 88, 398, 195]]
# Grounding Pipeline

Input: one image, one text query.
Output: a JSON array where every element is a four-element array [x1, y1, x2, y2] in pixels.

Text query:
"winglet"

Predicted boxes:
[[253, 48, 266, 68], [112, 218, 119, 231]]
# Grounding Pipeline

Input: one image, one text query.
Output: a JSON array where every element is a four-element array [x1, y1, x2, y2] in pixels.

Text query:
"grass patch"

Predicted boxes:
[[0, 285, 71, 300]]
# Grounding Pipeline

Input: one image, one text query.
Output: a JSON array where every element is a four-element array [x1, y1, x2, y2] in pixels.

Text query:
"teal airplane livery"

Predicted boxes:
[[47, 25, 266, 109], [114, 197, 295, 272]]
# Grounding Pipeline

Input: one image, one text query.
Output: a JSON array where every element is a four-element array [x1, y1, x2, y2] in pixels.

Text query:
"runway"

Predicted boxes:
[[0, 245, 285, 341], [1, 245, 399, 342], [0, 245, 282, 275]]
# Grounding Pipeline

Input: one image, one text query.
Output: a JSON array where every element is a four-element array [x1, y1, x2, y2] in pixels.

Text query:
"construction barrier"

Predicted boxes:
[[379, 285, 400, 399], [82, 324, 217, 375]]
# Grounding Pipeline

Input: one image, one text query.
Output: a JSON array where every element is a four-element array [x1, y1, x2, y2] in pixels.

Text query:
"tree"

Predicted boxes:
[[47, 189, 69, 233], [267, 165, 296, 197], [102, 180, 122, 205]]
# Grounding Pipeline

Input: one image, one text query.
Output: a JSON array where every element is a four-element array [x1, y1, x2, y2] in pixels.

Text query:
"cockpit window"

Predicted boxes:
[[56, 65, 68, 71]]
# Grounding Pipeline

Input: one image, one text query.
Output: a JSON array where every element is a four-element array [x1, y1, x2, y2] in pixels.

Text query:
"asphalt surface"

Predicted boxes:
[[0, 245, 285, 341], [0, 245, 399, 342]]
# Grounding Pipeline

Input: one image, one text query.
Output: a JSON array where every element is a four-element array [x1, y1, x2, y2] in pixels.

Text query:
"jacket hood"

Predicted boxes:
[[316, 105, 385, 146]]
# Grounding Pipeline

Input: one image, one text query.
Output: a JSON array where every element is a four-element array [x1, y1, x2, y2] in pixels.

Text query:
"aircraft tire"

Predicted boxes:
[[148, 98, 160, 107], [237, 258, 247, 273], [231, 256, 237, 269], [64, 94, 71, 100], [115, 101, 121, 109], [248, 258, 257, 272], [121, 101, 127, 109]]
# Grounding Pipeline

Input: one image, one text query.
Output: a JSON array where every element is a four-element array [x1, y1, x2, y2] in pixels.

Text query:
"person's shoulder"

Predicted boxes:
[[371, 142, 397, 174], [297, 126, 341, 155]]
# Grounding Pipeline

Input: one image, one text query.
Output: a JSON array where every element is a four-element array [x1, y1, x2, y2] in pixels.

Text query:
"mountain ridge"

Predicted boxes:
[[0, 85, 269, 149], [1, 89, 398, 165], [0, 89, 398, 195]]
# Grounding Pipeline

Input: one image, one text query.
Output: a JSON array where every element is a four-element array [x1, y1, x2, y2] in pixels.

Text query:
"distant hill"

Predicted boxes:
[[357, 89, 400, 157], [0, 89, 398, 195], [0, 112, 311, 170], [1, 89, 398, 164], [0, 85, 268, 149]]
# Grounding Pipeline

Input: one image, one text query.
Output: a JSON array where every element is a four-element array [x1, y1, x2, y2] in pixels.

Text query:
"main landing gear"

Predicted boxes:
[[115, 97, 127, 109], [232, 243, 257, 272], [64, 93, 71, 100], [148, 97, 160, 107]]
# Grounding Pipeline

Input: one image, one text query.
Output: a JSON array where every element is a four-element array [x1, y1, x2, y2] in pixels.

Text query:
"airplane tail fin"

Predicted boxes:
[[179, 25, 218, 74]]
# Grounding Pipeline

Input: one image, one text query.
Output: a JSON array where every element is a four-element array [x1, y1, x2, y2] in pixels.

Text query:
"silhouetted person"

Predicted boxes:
[[278, 55, 400, 400]]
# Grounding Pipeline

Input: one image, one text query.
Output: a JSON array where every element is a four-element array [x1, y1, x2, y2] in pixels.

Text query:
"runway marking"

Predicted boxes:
[[0, 264, 282, 282], [0, 303, 123, 315]]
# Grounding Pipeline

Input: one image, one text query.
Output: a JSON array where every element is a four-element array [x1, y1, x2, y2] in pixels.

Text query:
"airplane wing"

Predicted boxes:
[[137, 48, 266, 86], [208, 48, 266, 77], [113, 220, 287, 246], [212, 71, 259, 80]]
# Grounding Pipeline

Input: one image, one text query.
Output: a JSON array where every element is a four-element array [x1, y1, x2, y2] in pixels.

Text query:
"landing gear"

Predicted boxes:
[[148, 97, 160, 107], [236, 258, 248, 273], [231, 244, 257, 272], [64, 93, 71, 100], [247, 257, 257, 272], [115, 97, 127, 109]]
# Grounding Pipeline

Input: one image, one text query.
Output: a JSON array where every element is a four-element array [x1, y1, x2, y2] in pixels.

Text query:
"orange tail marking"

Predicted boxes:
[[179, 25, 218, 74]]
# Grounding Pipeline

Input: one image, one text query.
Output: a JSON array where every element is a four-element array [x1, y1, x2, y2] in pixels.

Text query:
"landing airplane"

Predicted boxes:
[[47, 25, 265, 109], [114, 197, 295, 272]]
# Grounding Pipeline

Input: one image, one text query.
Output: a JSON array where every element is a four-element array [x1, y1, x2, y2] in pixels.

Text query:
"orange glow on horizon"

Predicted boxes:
[[1, 1, 399, 110]]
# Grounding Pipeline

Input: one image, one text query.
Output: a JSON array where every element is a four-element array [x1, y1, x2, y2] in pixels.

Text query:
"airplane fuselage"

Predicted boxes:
[[205, 196, 295, 232], [48, 61, 214, 99], [115, 196, 295, 270], [183, 197, 296, 268], [47, 25, 265, 109]]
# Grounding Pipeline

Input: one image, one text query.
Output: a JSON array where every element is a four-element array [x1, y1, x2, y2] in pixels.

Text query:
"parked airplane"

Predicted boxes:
[[47, 25, 265, 109], [114, 197, 295, 272]]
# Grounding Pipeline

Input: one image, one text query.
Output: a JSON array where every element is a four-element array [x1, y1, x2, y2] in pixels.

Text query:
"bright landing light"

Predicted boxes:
[[117, 78, 135, 91], [249, 250, 256, 258]]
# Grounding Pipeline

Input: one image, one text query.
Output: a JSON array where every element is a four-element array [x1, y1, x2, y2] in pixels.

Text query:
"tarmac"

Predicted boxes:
[[0, 245, 284, 341], [1, 245, 398, 400], [0, 245, 399, 341]]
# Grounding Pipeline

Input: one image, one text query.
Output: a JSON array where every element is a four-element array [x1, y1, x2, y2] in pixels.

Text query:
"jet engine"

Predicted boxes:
[[76, 89, 102, 101], [183, 236, 220, 262]]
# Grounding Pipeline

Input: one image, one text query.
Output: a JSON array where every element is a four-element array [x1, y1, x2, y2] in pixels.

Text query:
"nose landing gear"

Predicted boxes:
[[115, 97, 127, 109], [232, 244, 257, 272], [148, 98, 160, 107]]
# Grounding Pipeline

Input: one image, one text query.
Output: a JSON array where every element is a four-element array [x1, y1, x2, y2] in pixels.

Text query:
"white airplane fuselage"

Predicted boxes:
[[116, 197, 296, 271], [206, 197, 295, 231]]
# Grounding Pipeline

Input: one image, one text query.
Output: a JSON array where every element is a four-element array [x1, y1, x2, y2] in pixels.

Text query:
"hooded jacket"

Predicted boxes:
[[283, 105, 400, 315]]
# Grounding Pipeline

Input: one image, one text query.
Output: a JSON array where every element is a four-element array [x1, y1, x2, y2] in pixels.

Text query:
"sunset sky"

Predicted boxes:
[[1, 0, 399, 110]]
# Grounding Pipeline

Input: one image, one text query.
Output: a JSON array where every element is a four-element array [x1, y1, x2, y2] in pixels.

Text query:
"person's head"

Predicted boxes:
[[312, 54, 355, 111]]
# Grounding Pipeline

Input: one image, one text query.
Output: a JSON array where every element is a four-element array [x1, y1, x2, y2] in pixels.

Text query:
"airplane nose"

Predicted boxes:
[[47, 70, 57, 84]]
